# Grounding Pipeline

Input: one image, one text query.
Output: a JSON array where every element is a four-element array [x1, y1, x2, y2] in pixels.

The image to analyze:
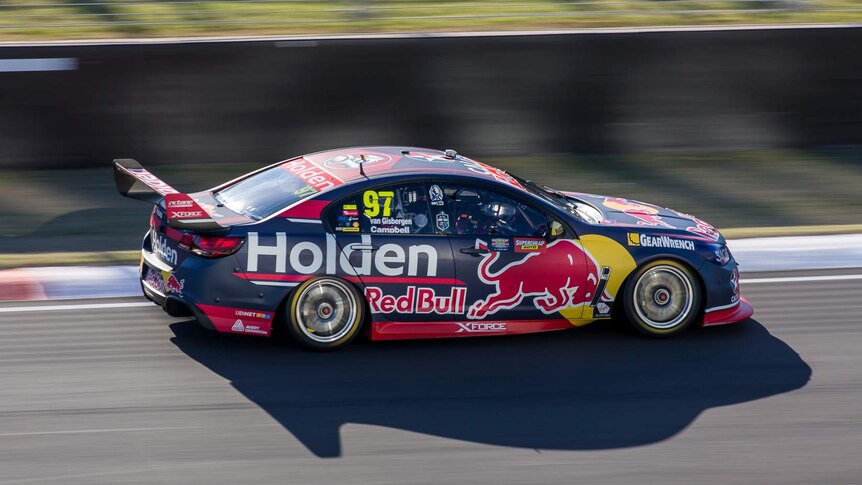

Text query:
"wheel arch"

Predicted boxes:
[[616, 254, 707, 319], [272, 275, 370, 341]]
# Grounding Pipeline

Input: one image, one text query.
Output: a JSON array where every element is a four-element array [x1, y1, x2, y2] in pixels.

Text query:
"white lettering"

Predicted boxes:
[[290, 241, 323, 274], [247, 232, 286, 272], [456, 322, 507, 333], [408, 244, 437, 277], [326, 233, 337, 274], [375, 244, 405, 276], [639, 234, 695, 251], [245, 234, 439, 277], [152, 233, 177, 266]]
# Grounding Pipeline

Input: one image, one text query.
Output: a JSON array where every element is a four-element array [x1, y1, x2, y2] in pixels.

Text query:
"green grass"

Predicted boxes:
[[0, 0, 860, 41]]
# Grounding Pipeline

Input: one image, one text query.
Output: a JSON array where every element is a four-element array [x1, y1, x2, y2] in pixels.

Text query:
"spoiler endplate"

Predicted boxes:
[[113, 158, 179, 204], [113, 158, 224, 231]]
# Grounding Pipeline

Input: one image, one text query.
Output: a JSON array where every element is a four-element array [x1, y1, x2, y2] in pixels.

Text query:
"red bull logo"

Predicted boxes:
[[467, 239, 604, 319], [603, 197, 673, 228], [684, 215, 720, 241], [166, 274, 184, 294]]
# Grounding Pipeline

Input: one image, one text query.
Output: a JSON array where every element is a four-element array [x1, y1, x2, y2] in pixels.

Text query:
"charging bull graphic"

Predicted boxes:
[[467, 239, 606, 319], [673, 210, 721, 241]]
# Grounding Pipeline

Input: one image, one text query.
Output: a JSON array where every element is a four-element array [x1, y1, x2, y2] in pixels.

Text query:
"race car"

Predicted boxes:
[[114, 146, 752, 350]]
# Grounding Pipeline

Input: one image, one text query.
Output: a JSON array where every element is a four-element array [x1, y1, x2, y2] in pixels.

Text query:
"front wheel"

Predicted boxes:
[[623, 260, 701, 337], [286, 277, 364, 351]]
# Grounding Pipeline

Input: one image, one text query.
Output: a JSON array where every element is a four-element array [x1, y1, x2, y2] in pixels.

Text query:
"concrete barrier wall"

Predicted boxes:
[[1, 27, 861, 168]]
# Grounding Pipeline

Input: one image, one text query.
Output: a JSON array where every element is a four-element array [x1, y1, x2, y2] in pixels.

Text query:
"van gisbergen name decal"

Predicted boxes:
[[627, 233, 695, 251]]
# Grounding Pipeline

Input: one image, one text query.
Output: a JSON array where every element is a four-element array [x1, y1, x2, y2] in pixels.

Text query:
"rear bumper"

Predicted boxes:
[[140, 248, 217, 331], [702, 297, 753, 327]]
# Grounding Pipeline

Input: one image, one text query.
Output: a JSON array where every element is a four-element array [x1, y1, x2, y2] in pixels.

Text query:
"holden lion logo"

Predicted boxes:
[[467, 239, 608, 319]]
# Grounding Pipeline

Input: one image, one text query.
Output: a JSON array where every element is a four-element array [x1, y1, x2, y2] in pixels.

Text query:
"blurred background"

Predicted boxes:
[[1, 1, 862, 267]]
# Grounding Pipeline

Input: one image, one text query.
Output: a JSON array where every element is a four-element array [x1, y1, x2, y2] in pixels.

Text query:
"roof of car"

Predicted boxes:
[[285, 146, 527, 193]]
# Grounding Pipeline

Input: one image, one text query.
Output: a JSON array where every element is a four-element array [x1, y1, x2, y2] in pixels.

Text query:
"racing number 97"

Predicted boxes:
[[363, 190, 394, 217]]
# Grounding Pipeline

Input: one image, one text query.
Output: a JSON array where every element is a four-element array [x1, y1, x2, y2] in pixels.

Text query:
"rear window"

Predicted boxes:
[[213, 159, 336, 219]]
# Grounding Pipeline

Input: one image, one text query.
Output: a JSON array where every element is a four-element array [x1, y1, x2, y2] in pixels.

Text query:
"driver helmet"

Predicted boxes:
[[480, 200, 516, 224]]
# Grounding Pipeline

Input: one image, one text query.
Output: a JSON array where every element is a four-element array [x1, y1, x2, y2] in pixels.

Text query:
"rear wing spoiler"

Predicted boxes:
[[113, 158, 178, 204], [113, 158, 223, 231]]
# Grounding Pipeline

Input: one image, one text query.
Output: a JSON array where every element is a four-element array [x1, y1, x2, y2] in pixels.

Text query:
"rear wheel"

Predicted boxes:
[[623, 260, 701, 337], [286, 277, 364, 351]]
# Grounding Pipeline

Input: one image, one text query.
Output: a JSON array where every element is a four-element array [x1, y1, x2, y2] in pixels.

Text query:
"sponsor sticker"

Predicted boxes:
[[490, 238, 511, 252], [514, 237, 545, 253], [436, 212, 450, 232], [229, 319, 269, 336], [429, 185, 444, 206], [365, 286, 467, 315], [164, 273, 184, 295], [455, 322, 507, 333], [167, 199, 194, 208], [144, 268, 166, 294], [627, 233, 695, 251], [593, 302, 612, 318], [171, 211, 205, 218], [342, 203, 359, 217], [235, 310, 271, 320]]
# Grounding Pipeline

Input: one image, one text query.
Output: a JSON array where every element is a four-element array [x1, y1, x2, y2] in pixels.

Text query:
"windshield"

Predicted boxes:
[[510, 173, 604, 224], [213, 163, 320, 220]]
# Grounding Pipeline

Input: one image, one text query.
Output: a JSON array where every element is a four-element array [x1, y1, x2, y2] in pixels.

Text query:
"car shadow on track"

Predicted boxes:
[[169, 319, 810, 458]]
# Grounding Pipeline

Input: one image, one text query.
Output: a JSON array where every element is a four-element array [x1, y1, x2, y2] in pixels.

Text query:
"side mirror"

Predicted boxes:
[[550, 221, 567, 240]]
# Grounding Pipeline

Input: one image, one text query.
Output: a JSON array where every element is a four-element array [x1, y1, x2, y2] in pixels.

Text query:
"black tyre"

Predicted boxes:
[[286, 277, 364, 351], [623, 259, 701, 337]]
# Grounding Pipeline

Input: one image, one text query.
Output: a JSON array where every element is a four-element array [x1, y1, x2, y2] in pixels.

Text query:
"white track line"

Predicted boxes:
[[2, 23, 861, 48], [0, 273, 861, 313], [740, 274, 862, 284], [0, 302, 153, 313]]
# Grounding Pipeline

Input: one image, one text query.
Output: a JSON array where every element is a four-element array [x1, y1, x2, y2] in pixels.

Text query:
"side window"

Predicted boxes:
[[329, 183, 433, 235], [437, 184, 549, 237]]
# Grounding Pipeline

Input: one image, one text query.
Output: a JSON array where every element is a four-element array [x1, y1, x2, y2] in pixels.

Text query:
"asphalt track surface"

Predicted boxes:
[[0, 270, 859, 484]]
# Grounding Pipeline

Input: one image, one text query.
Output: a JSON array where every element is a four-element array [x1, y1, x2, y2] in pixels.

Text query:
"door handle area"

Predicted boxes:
[[460, 247, 489, 256], [348, 243, 379, 251]]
